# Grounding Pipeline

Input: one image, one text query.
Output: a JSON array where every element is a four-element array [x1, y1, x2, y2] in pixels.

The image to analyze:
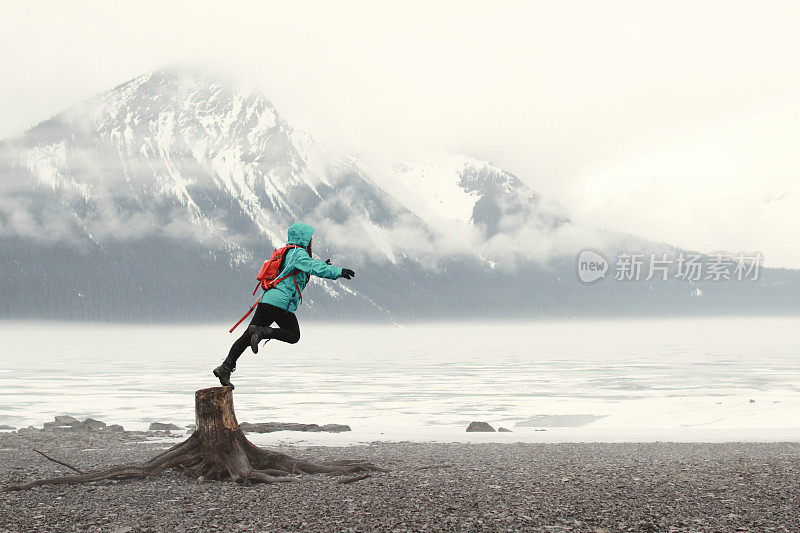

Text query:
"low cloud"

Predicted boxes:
[[1, 121, 639, 272]]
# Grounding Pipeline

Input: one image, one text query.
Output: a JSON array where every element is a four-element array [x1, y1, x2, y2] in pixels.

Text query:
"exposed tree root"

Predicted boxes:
[[3, 387, 385, 491], [33, 448, 85, 474]]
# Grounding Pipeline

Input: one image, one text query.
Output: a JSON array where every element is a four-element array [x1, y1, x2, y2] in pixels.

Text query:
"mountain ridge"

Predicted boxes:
[[1, 67, 798, 322]]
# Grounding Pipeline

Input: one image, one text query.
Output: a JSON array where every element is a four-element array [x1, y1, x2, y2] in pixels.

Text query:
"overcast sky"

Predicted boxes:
[[2, 1, 799, 267]]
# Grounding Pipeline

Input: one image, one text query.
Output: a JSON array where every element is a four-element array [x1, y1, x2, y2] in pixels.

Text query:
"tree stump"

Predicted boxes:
[[4, 386, 383, 491]]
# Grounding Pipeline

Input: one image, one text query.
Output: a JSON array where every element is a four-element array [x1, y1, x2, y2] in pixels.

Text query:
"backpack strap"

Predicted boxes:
[[293, 273, 303, 304], [269, 270, 299, 289], [229, 292, 263, 333]]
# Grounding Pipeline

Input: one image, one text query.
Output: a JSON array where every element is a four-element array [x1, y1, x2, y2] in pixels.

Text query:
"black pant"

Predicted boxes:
[[223, 303, 300, 369]]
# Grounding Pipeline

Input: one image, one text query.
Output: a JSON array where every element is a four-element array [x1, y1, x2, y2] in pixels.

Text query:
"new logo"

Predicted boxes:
[[577, 250, 608, 283]]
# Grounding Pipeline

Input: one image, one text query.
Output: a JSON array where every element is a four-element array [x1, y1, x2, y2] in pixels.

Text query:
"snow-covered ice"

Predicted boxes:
[[1, 317, 798, 444]]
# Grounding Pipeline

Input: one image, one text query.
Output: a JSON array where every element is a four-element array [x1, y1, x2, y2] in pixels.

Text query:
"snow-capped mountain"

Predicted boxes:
[[2, 68, 571, 265], [4, 68, 330, 255], [1, 68, 797, 322]]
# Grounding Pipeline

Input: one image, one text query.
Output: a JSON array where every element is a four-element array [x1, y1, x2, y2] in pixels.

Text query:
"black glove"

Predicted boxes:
[[340, 268, 355, 280], [325, 259, 332, 265]]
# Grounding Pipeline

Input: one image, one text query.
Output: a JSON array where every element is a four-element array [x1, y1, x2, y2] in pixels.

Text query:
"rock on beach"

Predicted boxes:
[[239, 422, 351, 433], [148, 422, 183, 431], [466, 421, 495, 432]]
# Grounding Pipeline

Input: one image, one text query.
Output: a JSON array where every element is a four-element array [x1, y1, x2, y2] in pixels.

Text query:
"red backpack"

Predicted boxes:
[[229, 244, 303, 333], [253, 244, 303, 294]]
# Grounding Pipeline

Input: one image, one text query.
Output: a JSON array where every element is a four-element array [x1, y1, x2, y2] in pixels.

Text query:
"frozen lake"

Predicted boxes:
[[1, 317, 799, 445]]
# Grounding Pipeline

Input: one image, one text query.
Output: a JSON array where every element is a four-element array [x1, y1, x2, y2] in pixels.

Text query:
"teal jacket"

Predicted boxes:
[[259, 223, 343, 313]]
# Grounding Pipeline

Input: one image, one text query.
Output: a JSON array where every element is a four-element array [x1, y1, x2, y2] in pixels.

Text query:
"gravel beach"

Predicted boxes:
[[1, 430, 798, 532]]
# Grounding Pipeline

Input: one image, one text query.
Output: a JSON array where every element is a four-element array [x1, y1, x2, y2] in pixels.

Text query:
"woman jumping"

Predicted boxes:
[[213, 223, 355, 388]]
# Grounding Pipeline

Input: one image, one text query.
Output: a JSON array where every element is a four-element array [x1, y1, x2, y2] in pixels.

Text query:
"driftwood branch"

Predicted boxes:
[[33, 448, 86, 474]]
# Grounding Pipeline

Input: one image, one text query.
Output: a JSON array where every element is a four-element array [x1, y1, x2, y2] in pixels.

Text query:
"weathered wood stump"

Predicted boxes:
[[4, 387, 383, 491]]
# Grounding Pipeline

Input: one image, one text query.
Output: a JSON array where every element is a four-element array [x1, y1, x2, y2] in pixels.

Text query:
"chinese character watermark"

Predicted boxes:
[[577, 251, 763, 283]]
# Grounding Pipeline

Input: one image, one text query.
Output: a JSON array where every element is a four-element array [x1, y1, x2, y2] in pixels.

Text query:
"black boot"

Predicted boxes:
[[249, 325, 273, 354], [213, 363, 235, 389]]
